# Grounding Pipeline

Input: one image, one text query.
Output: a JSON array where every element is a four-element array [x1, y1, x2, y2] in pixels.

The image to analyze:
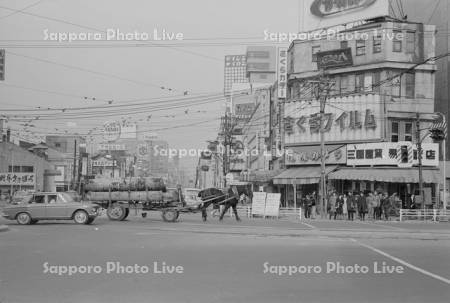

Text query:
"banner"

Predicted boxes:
[[277, 47, 288, 99], [0, 173, 35, 186]]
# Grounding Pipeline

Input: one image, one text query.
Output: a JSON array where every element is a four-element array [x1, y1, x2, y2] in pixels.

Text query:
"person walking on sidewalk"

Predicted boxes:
[[342, 193, 348, 220], [366, 192, 376, 221]]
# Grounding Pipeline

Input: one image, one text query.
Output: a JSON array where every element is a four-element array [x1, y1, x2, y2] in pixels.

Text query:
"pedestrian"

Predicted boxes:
[[374, 192, 382, 220], [347, 192, 357, 221], [336, 194, 344, 220], [357, 192, 368, 221], [310, 191, 317, 219], [381, 193, 391, 221], [366, 192, 376, 221], [328, 192, 337, 220], [342, 193, 348, 219], [304, 195, 311, 219]]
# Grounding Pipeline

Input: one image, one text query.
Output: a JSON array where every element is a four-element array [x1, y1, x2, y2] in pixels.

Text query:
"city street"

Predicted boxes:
[[1, 214, 449, 303]]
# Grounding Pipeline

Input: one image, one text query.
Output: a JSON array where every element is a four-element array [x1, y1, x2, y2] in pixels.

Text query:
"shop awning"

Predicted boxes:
[[328, 168, 441, 184], [273, 166, 338, 185]]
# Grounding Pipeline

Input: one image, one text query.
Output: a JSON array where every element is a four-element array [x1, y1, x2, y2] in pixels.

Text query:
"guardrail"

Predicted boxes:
[[222, 206, 302, 221], [399, 209, 450, 222]]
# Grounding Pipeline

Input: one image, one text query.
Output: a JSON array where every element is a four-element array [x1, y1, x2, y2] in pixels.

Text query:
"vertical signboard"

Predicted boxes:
[[277, 47, 288, 99], [0, 49, 5, 81], [265, 193, 281, 218], [251, 192, 267, 216]]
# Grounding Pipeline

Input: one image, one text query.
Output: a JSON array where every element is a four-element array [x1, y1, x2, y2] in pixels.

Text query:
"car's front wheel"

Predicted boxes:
[[16, 212, 32, 225], [73, 210, 89, 224]]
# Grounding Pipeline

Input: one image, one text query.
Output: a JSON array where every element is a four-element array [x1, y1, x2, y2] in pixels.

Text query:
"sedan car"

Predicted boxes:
[[1, 192, 100, 225]]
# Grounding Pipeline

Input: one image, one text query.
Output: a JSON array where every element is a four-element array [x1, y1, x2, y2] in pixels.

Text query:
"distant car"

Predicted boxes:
[[1, 192, 100, 225]]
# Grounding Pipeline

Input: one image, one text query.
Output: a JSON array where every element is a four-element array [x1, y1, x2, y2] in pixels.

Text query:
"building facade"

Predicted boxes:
[[274, 18, 441, 208]]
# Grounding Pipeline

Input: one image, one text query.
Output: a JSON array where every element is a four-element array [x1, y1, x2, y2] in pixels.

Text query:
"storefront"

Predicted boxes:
[[273, 165, 339, 208]]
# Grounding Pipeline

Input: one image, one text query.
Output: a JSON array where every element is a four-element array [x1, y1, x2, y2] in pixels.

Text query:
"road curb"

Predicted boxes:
[[0, 225, 9, 232]]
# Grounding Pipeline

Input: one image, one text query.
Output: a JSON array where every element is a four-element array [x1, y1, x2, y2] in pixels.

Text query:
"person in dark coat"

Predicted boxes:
[[358, 192, 368, 221], [219, 186, 241, 221], [347, 192, 357, 221]]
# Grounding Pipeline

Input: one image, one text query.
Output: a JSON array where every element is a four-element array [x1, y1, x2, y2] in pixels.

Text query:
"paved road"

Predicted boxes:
[[1, 214, 450, 303]]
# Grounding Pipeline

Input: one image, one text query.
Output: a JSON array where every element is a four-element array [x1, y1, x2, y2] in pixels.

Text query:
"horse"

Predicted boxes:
[[198, 186, 251, 222]]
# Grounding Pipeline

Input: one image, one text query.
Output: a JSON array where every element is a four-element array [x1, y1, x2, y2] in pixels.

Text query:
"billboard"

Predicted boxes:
[[317, 48, 353, 69], [277, 47, 288, 99], [120, 123, 137, 139], [0, 173, 35, 186], [299, 0, 390, 32], [346, 142, 439, 167], [246, 46, 276, 74], [284, 94, 383, 145], [224, 55, 248, 96], [285, 145, 347, 166], [102, 121, 121, 142]]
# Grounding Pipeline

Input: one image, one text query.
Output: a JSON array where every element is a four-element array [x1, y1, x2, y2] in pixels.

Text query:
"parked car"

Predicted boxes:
[[1, 192, 100, 225]]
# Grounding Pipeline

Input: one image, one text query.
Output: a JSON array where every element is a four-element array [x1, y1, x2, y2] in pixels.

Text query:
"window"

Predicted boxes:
[[373, 71, 381, 92], [356, 150, 364, 159], [405, 72, 415, 98], [373, 34, 382, 53], [55, 142, 61, 148], [364, 74, 373, 92], [356, 40, 366, 56], [32, 195, 46, 204], [21, 166, 34, 173], [355, 74, 365, 92], [340, 41, 348, 49], [389, 71, 401, 97], [391, 122, 399, 142], [393, 30, 402, 52], [365, 150, 374, 159], [375, 149, 383, 158], [312, 46, 321, 62], [406, 31, 415, 53], [340, 75, 349, 94], [48, 195, 58, 204], [405, 123, 413, 142]]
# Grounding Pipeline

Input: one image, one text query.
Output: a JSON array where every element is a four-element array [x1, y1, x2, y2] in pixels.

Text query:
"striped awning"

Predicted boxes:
[[273, 166, 338, 185], [328, 168, 441, 184]]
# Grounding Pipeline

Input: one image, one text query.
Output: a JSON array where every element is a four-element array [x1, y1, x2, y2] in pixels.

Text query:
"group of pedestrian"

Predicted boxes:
[[325, 191, 401, 221], [301, 191, 317, 219]]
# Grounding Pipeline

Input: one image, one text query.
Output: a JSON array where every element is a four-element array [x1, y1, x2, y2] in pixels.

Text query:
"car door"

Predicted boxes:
[[27, 194, 47, 219], [45, 194, 70, 219]]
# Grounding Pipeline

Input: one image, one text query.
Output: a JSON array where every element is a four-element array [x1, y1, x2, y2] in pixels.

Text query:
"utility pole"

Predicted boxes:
[[311, 74, 334, 218], [72, 139, 77, 190], [416, 113, 425, 212]]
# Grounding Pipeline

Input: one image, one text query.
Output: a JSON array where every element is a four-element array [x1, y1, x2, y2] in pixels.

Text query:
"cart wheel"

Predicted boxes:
[[107, 204, 127, 221], [141, 212, 147, 218], [161, 209, 179, 222]]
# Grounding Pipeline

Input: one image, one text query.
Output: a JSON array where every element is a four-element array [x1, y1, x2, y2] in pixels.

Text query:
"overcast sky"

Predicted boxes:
[[0, 0, 297, 160]]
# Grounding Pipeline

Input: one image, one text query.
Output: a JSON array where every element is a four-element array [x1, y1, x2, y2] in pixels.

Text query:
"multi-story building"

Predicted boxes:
[[274, 18, 441, 208]]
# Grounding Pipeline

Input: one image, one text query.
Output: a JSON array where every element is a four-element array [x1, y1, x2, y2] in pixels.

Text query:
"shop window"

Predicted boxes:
[[340, 75, 349, 94], [405, 72, 415, 98], [404, 123, 413, 142], [391, 121, 399, 142], [393, 30, 402, 52], [8, 166, 21, 173], [356, 40, 366, 56], [406, 31, 415, 54], [389, 71, 401, 97], [312, 46, 321, 62], [364, 74, 373, 92], [373, 34, 382, 53], [340, 41, 348, 49], [21, 166, 34, 173]]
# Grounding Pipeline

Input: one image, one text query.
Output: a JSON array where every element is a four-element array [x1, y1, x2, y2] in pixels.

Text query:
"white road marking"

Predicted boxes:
[[351, 238, 450, 285], [300, 221, 317, 229], [355, 220, 405, 231]]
